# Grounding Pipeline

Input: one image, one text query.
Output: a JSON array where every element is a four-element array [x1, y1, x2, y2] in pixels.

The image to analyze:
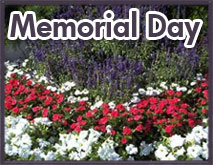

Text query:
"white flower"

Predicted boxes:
[[68, 96, 77, 103], [82, 89, 89, 95], [75, 89, 82, 95], [202, 149, 208, 160], [98, 138, 121, 160], [160, 82, 168, 90], [80, 97, 89, 101], [47, 86, 57, 92], [5, 116, 32, 159], [41, 151, 56, 160], [187, 145, 202, 159], [25, 73, 31, 80], [171, 83, 179, 88], [34, 117, 52, 126], [155, 144, 169, 159], [191, 125, 207, 143], [38, 76, 49, 83], [109, 102, 115, 109], [175, 147, 185, 157], [30, 148, 43, 160], [185, 133, 195, 143], [176, 86, 187, 92], [169, 135, 185, 148], [203, 118, 208, 124], [190, 81, 197, 86], [152, 89, 162, 96], [37, 139, 50, 148], [132, 92, 139, 97], [91, 100, 103, 109], [166, 153, 176, 160], [138, 88, 146, 95], [106, 125, 112, 133], [196, 73, 205, 81], [126, 144, 138, 155], [131, 96, 140, 103]]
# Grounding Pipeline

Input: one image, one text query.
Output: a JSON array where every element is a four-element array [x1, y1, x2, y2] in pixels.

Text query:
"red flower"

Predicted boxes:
[[103, 108, 110, 116], [181, 103, 189, 108], [201, 82, 208, 87], [63, 120, 68, 126], [76, 106, 86, 111], [127, 117, 133, 122], [111, 130, 116, 135], [27, 115, 32, 120], [79, 101, 86, 106], [137, 100, 148, 108], [101, 103, 109, 109], [98, 117, 109, 125], [195, 87, 202, 93], [130, 107, 138, 115], [74, 126, 81, 132], [121, 138, 127, 144], [10, 73, 16, 77], [57, 97, 64, 104], [92, 108, 98, 113], [165, 124, 174, 134], [64, 107, 71, 112], [115, 104, 125, 111], [134, 115, 142, 121], [123, 126, 132, 135], [33, 106, 42, 113], [52, 104, 57, 110], [44, 96, 53, 106], [203, 90, 208, 100], [188, 118, 195, 128], [52, 114, 63, 122], [70, 123, 77, 129], [26, 80, 32, 86], [179, 108, 188, 114], [201, 108, 207, 114], [167, 90, 175, 96], [149, 97, 158, 104], [86, 111, 94, 117], [42, 108, 48, 117], [111, 110, 119, 117], [201, 100, 207, 105], [77, 115, 83, 121], [176, 91, 182, 96], [135, 124, 143, 131], [79, 120, 87, 126], [12, 107, 20, 114]]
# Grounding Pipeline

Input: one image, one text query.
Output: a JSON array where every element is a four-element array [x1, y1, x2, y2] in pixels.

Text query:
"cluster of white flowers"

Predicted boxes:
[[65, 88, 90, 103], [186, 125, 208, 160], [90, 100, 104, 110], [54, 129, 101, 160], [97, 138, 122, 160], [131, 87, 162, 104], [5, 116, 32, 159], [58, 81, 76, 93], [126, 144, 138, 155], [155, 123, 208, 160], [33, 117, 52, 126], [5, 61, 24, 80], [196, 73, 206, 81], [30, 139, 55, 160]]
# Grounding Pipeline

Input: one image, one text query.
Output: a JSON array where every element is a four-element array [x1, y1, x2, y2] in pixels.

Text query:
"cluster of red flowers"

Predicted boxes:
[[5, 73, 208, 144]]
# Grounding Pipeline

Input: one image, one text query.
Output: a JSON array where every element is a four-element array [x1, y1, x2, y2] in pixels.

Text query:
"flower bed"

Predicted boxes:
[[4, 60, 209, 161]]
